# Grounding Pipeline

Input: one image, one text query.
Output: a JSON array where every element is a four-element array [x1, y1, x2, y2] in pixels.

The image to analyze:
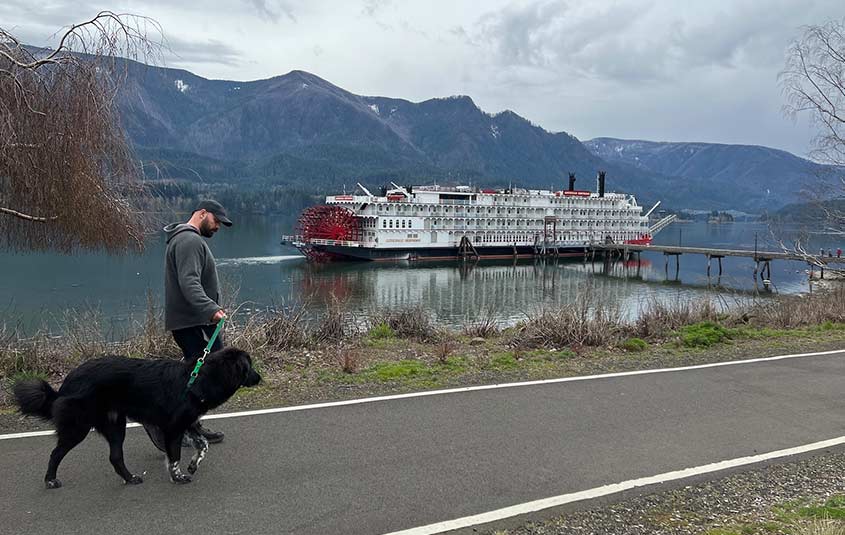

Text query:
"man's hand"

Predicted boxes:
[[211, 309, 227, 323]]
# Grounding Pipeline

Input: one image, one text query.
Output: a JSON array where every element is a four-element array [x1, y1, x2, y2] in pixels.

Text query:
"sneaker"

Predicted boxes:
[[193, 421, 224, 444], [143, 423, 167, 453]]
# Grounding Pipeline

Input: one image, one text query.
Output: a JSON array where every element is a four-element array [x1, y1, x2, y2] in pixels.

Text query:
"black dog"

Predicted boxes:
[[13, 347, 261, 488]]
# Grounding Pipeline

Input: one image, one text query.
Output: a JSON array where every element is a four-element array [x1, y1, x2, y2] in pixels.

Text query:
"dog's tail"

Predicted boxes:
[[13, 379, 58, 421]]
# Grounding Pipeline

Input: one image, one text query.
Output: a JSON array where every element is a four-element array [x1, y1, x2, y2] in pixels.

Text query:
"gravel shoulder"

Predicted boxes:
[[484, 448, 845, 535]]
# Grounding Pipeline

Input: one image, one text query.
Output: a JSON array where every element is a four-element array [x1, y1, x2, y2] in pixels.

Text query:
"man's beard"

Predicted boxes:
[[199, 219, 216, 238]]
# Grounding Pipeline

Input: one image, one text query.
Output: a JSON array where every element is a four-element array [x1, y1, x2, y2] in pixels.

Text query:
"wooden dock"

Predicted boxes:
[[588, 243, 845, 286], [590, 243, 845, 262]]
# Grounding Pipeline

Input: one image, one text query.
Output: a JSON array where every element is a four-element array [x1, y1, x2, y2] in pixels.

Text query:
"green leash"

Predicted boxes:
[[185, 317, 225, 393]]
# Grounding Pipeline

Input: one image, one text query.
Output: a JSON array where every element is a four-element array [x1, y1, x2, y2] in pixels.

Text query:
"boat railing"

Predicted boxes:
[[306, 238, 362, 247], [437, 199, 471, 205], [280, 235, 362, 247]]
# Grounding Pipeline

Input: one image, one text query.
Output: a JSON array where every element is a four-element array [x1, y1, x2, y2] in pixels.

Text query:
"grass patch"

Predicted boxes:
[[368, 322, 395, 340], [437, 356, 468, 373], [232, 381, 274, 402], [488, 353, 518, 370], [799, 495, 845, 519], [360, 360, 433, 382], [678, 321, 730, 348], [621, 337, 648, 352]]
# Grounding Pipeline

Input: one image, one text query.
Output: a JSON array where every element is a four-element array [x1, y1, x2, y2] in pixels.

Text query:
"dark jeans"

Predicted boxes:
[[172, 324, 224, 365]]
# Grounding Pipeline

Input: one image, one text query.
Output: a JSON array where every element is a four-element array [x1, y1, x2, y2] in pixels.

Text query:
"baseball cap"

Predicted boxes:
[[194, 200, 233, 227]]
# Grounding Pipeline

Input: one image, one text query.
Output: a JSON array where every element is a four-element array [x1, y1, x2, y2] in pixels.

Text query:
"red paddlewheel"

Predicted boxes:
[[298, 206, 362, 242]]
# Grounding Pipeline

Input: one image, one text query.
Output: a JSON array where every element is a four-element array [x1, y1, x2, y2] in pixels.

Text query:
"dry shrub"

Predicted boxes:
[[514, 287, 624, 348], [744, 285, 845, 328], [262, 303, 310, 351], [334, 346, 358, 374], [222, 311, 266, 357], [632, 296, 722, 339], [368, 305, 440, 341], [314, 295, 357, 343], [0, 337, 54, 378], [795, 519, 845, 535], [59, 308, 108, 364], [461, 306, 501, 338], [127, 289, 173, 356], [436, 338, 454, 364]]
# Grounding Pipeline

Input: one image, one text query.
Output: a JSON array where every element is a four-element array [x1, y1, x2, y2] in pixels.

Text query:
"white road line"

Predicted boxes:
[[382, 435, 845, 535], [2, 348, 843, 442]]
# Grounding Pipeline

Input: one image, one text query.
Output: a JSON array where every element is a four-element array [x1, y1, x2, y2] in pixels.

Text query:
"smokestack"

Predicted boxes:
[[597, 171, 606, 197], [568, 172, 576, 191]]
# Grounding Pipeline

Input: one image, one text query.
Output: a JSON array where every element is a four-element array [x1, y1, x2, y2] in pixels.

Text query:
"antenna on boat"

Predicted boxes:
[[644, 200, 661, 218], [357, 182, 373, 197]]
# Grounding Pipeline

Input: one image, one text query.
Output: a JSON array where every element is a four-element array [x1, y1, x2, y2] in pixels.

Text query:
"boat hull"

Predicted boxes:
[[303, 244, 595, 262]]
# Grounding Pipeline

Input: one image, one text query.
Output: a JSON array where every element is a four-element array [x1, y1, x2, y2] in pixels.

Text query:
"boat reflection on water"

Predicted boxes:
[[287, 256, 734, 328]]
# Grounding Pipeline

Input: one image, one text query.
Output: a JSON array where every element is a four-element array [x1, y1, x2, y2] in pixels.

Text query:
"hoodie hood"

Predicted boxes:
[[163, 223, 199, 244]]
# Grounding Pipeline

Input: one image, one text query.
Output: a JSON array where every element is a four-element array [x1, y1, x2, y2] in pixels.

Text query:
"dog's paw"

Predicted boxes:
[[45, 479, 62, 489], [125, 474, 144, 485], [170, 473, 192, 485], [187, 461, 198, 475]]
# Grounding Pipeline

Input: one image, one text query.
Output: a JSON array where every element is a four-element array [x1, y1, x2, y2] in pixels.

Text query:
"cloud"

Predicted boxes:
[[164, 36, 245, 67], [248, 0, 297, 22], [361, 0, 392, 17], [469, 0, 828, 85]]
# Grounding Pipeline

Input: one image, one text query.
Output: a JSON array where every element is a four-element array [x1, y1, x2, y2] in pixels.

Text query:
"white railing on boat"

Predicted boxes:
[[280, 235, 362, 247]]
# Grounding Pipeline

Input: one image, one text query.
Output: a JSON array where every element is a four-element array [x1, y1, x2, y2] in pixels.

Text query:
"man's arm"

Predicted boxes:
[[173, 237, 222, 322]]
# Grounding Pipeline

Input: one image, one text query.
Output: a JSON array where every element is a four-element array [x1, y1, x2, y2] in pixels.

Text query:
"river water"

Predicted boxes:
[[1, 216, 841, 335]]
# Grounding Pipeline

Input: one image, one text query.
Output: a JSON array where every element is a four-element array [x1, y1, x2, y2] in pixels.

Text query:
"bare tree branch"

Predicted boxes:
[[0, 207, 58, 223], [0, 12, 165, 254], [776, 19, 845, 270], [781, 18, 845, 167]]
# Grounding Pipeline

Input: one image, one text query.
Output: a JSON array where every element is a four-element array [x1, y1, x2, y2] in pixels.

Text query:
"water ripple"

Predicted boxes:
[[217, 255, 304, 266]]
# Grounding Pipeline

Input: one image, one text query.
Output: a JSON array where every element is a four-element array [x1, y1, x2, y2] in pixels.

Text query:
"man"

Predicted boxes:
[[144, 200, 232, 451]]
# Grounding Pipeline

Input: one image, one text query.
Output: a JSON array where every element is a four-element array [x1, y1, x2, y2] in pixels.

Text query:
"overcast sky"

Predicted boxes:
[[4, 1, 843, 157]]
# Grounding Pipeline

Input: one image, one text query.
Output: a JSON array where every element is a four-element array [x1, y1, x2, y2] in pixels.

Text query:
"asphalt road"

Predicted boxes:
[[2, 350, 845, 535]]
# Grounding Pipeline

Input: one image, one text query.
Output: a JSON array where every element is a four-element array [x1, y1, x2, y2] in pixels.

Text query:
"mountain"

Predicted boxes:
[[765, 198, 845, 223], [112, 60, 837, 211], [116, 63, 669, 203], [584, 138, 837, 212]]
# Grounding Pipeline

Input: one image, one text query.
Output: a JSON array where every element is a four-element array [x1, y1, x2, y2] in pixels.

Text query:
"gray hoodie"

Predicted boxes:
[[163, 223, 222, 332]]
